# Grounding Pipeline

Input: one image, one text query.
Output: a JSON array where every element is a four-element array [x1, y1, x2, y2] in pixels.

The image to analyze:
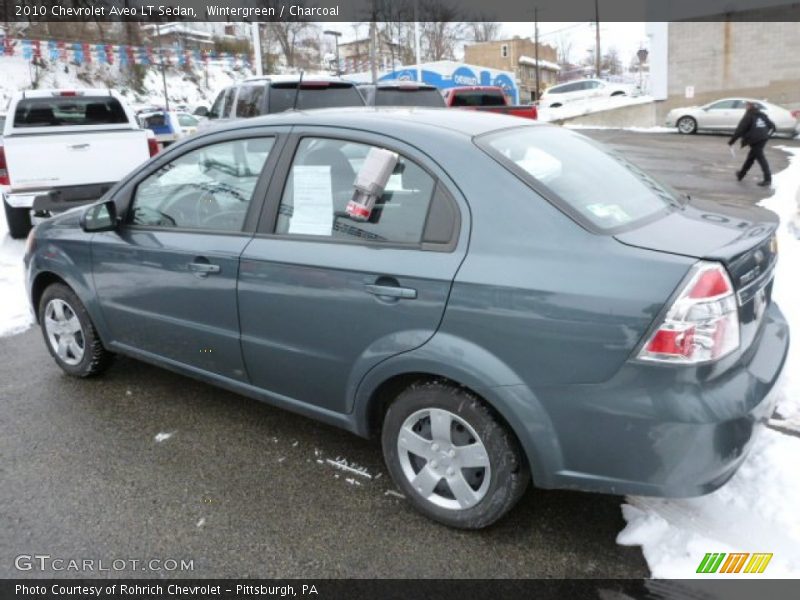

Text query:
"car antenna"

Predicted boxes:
[[292, 70, 305, 111]]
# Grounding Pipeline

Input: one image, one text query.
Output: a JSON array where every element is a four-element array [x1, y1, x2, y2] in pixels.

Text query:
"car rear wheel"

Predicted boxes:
[[677, 116, 698, 134], [381, 381, 529, 529], [39, 283, 113, 377], [3, 199, 32, 239]]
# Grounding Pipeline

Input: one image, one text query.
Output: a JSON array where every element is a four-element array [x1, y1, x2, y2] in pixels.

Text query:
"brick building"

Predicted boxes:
[[648, 20, 800, 119], [464, 37, 560, 102]]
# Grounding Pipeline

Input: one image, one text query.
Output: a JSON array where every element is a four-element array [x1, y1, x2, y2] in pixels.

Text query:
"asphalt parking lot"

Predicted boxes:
[[1, 131, 798, 579]]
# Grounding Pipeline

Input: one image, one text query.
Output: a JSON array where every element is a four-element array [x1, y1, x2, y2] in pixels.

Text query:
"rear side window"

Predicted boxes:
[[375, 89, 445, 107], [268, 83, 365, 113], [275, 137, 437, 245], [235, 85, 266, 118], [479, 127, 677, 231], [449, 91, 505, 107], [13, 96, 129, 127], [221, 88, 236, 118]]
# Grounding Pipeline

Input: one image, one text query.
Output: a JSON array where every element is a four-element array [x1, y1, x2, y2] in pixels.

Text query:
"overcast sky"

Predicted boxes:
[[331, 22, 647, 67]]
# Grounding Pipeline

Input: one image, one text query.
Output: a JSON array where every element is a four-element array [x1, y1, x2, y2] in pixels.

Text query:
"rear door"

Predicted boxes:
[[237, 129, 466, 413], [91, 128, 287, 380], [5, 95, 148, 190]]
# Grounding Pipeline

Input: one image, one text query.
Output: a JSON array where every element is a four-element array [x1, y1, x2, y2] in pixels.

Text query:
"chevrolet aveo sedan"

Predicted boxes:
[[24, 109, 788, 529]]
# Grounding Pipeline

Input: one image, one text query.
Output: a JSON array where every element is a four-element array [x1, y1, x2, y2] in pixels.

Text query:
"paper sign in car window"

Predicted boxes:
[[288, 165, 334, 236]]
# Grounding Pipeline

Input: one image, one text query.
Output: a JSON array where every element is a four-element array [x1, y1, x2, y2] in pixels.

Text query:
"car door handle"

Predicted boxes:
[[68, 143, 90, 150], [364, 284, 417, 300], [188, 261, 221, 277]]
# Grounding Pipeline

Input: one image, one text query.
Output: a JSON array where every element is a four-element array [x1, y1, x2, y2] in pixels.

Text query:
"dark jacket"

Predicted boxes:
[[729, 108, 776, 147]]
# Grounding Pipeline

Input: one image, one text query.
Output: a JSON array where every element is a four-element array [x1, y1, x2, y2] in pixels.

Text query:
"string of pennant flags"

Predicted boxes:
[[2, 37, 252, 69]]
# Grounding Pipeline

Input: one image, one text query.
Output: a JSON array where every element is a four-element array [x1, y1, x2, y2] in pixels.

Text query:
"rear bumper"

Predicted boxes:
[[523, 302, 789, 497], [3, 182, 115, 211]]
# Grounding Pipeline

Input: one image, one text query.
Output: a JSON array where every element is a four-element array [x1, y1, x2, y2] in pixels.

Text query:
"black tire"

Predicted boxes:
[[677, 116, 698, 134], [3, 198, 32, 239], [382, 381, 530, 529], [38, 283, 113, 377]]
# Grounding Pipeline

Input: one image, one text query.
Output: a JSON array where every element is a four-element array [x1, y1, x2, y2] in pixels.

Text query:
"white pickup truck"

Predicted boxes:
[[1, 89, 158, 238]]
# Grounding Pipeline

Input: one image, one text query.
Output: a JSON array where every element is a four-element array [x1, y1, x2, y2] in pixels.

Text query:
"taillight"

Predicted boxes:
[[0, 144, 9, 185], [147, 137, 160, 157], [638, 261, 740, 364]]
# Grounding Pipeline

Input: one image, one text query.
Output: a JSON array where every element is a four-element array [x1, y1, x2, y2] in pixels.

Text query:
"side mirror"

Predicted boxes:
[[80, 200, 118, 233]]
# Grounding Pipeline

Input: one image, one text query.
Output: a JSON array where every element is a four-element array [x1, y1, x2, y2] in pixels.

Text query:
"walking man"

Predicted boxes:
[[729, 101, 776, 187]]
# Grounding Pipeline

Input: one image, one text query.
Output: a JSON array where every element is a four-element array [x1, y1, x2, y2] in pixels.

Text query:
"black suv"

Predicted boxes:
[[202, 76, 365, 125]]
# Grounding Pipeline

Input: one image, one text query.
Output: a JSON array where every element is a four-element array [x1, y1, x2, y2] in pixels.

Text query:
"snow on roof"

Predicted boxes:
[[519, 56, 561, 71], [142, 23, 213, 40]]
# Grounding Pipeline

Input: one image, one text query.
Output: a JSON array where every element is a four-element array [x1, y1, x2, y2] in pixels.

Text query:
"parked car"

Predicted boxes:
[[539, 78, 638, 108], [138, 110, 203, 146], [24, 109, 788, 529], [443, 86, 538, 119], [666, 98, 800, 136], [201, 75, 365, 129], [1, 89, 158, 239], [358, 82, 446, 108]]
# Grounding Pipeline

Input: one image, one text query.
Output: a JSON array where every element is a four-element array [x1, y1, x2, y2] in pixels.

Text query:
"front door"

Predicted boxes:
[[92, 134, 279, 381], [237, 131, 466, 413]]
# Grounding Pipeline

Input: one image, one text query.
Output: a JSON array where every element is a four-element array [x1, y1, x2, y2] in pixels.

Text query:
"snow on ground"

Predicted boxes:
[[0, 208, 33, 337], [617, 147, 800, 578], [564, 124, 677, 134], [538, 94, 654, 123]]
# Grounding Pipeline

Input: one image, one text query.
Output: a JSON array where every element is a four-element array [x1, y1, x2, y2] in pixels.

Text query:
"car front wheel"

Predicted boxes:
[[39, 283, 113, 377], [382, 381, 529, 529], [677, 116, 698, 134]]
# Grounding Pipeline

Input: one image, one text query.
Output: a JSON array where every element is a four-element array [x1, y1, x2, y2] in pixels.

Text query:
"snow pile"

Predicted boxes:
[[0, 210, 32, 337], [538, 94, 653, 123], [618, 147, 800, 578]]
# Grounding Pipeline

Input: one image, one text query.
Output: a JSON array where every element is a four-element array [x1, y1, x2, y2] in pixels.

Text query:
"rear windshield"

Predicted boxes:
[[450, 90, 506, 107], [375, 88, 445, 107], [479, 127, 677, 231], [13, 96, 129, 127], [269, 83, 365, 112]]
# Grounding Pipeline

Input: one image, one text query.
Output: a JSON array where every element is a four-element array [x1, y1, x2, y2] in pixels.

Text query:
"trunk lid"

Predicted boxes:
[[615, 198, 777, 296]]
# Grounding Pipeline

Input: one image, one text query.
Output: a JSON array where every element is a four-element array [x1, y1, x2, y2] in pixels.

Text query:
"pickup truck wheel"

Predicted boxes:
[[39, 283, 113, 377], [3, 198, 32, 239], [382, 382, 529, 529]]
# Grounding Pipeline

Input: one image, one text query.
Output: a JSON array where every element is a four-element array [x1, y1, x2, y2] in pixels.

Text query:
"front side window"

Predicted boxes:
[[480, 126, 677, 231], [275, 138, 436, 245], [130, 137, 274, 232], [207, 89, 227, 119], [221, 88, 236, 118]]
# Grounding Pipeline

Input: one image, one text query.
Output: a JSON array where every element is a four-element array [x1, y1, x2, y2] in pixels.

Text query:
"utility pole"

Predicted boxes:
[[533, 7, 540, 102], [251, 22, 263, 76], [369, 17, 378, 83], [413, 0, 422, 82], [155, 22, 169, 111], [594, 0, 601, 78]]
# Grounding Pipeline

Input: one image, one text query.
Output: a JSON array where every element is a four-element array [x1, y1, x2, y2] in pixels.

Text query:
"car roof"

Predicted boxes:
[[243, 74, 357, 85], [200, 107, 545, 139]]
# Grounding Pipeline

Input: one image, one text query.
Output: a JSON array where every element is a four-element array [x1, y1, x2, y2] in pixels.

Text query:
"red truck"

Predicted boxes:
[[443, 86, 538, 120]]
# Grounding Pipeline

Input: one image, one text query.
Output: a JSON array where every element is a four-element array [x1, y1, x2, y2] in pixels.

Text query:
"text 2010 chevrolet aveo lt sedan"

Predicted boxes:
[[24, 109, 789, 529]]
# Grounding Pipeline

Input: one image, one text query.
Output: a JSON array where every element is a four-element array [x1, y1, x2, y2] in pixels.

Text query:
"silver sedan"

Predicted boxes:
[[666, 98, 799, 136]]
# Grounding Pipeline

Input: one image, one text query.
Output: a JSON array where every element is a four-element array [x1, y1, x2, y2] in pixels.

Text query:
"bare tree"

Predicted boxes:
[[469, 21, 502, 43], [419, 0, 466, 62], [556, 34, 573, 65]]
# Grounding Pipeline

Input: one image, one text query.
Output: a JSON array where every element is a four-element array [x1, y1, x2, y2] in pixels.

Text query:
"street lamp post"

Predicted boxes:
[[323, 30, 342, 76]]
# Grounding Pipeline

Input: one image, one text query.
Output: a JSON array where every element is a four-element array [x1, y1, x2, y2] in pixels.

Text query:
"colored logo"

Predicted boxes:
[[696, 552, 773, 574]]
